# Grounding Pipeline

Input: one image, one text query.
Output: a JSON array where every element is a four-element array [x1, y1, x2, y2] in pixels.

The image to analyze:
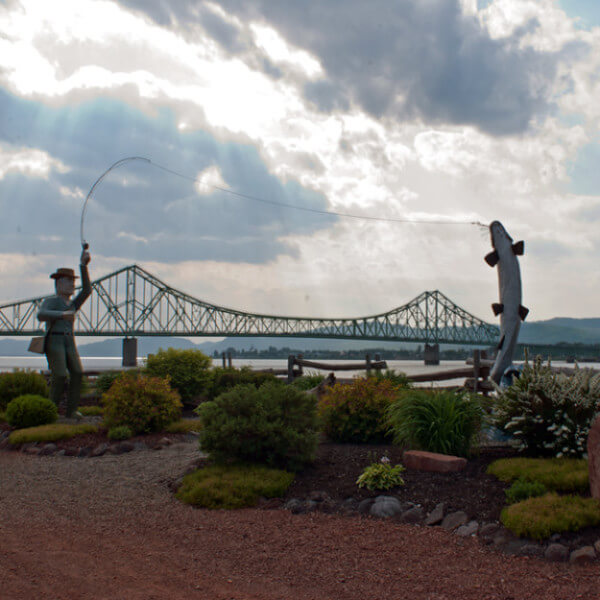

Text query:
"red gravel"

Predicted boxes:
[[1, 443, 599, 599]]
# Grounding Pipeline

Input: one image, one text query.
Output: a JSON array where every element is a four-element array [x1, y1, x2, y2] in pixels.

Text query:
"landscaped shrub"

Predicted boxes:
[[5, 394, 58, 429], [9, 423, 99, 445], [386, 389, 484, 457], [487, 457, 589, 493], [290, 372, 325, 391], [176, 463, 294, 509], [318, 377, 400, 443], [102, 373, 182, 434], [206, 366, 281, 400], [107, 425, 133, 440], [505, 478, 548, 504], [492, 356, 600, 457], [501, 494, 600, 540], [369, 369, 412, 388], [0, 370, 48, 411], [145, 348, 212, 405], [196, 382, 318, 472], [356, 457, 405, 491]]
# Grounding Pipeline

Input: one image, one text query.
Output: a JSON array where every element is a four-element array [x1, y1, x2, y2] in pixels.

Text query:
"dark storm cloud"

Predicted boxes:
[[118, 0, 574, 135], [0, 90, 334, 264]]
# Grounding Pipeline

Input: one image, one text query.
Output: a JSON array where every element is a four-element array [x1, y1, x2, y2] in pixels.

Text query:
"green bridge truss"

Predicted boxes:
[[0, 264, 499, 345]]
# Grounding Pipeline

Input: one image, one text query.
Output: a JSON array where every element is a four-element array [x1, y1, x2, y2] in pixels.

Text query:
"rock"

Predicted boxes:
[[441, 511, 468, 531], [570, 546, 596, 564], [317, 499, 337, 514], [455, 520, 479, 537], [588, 415, 600, 499], [308, 490, 331, 503], [284, 499, 305, 514], [479, 523, 500, 538], [116, 441, 135, 454], [39, 443, 57, 456], [152, 444, 163, 451], [340, 498, 358, 515], [91, 443, 109, 457], [595, 539, 600, 554], [370, 496, 403, 518], [133, 442, 147, 451], [21, 443, 37, 453], [402, 450, 467, 473], [77, 446, 92, 458], [425, 502, 445, 526], [0, 438, 10, 450], [64, 447, 78, 457], [399, 506, 424, 524], [56, 449, 66, 457], [518, 544, 544, 558], [304, 500, 318, 513], [358, 499, 375, 515], [23, 445, 40, 455], [159, 437, 172, 446], [544, 544, 569, 562], [503, 540, 531, 556], [492, 528, 515, 547]]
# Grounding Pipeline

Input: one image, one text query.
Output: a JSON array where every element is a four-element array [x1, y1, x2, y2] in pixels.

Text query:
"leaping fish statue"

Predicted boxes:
[[485, 221, 529, 384]]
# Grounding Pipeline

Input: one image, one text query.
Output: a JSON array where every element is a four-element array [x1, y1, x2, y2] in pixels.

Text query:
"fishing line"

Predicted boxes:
[[80, 156, 487, 247]]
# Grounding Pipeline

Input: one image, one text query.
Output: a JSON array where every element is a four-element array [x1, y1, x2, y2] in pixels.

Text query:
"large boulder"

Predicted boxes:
[[588, 416, 600, 500]]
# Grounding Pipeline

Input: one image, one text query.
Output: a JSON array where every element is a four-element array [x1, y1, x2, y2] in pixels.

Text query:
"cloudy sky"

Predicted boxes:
[[1, 0, 600, 326]]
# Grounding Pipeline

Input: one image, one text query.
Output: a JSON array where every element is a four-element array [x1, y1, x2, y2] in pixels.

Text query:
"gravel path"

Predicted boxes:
[[1, 442, 599, 600]]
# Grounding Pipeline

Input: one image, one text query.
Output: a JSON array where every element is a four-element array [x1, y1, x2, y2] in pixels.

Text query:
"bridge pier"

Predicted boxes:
[[122, 337, 138, 367], [424, 343, 440, 366]]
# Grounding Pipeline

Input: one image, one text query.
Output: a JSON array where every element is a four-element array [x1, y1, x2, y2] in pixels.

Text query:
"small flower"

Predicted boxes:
[[380, 456, 390, 464]]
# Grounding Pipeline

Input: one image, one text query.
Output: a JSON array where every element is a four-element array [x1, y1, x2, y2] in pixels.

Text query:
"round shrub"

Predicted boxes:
[[102, 373, 182, 434], [145, 348, 212, 405], [0, 370, 48, 411], [318, 377, 400, 443], [107, 425, 133, 440], [505, 478, 548, 504], [196, 382, 318, 472], [386, 389, 484, 457], [493, 356, 600, 457], [206, 366, 281, 400], [501, 494, 600, 540], [6, 394, 58, 429]]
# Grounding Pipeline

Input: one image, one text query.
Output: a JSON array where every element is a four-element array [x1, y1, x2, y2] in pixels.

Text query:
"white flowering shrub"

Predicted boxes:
[[493, 357, 600, 458]]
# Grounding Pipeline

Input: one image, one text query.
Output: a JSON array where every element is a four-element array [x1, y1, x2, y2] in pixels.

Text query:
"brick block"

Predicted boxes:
[[402, 450, 467, 473]]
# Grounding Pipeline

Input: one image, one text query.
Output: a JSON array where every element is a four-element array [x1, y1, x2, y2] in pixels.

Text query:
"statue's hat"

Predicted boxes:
[[50, 267, 79, 280]]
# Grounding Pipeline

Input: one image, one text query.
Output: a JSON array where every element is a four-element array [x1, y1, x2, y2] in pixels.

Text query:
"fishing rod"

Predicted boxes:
[[79, 156, 487, 248]]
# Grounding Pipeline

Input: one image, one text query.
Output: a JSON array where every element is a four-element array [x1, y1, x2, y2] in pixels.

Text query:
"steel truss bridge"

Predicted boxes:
[[0, 264, 498, 346]]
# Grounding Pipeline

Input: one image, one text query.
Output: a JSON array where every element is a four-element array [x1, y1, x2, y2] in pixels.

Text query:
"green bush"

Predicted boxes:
[[386, 389, 484, 457], [0, 370, 48, 411], [318, 377, 400, 443], [501, 494, 600, 540], [5, 394, 58, 429], [487, 457, 589, 493], [505, 478, 548, 504], [206, 366, 281, 400], [79, 405, 103, 416], [144, 348, 212, 405], [107, 425, 133, 440], [94, 370, 132, 395], [196, 382, 318, 472], [0, 411, 6, 423], [164, 418, 202, 434], [9, 423, 99, 444], [369, 369, 412, 388], [176, 463, 294, 509], [290, 372, 325, 391], [356, 459, 405, 491], [492, 356, 600, 457], [102, 373, 182, 434]]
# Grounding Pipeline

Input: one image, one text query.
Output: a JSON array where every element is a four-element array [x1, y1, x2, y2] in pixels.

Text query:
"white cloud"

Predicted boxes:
[[0, 145, 68, 180], [194, 165, 227, 195]]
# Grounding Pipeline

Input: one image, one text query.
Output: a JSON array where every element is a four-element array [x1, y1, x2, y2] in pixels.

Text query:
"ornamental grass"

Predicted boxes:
[[9, 423, 99, 445]]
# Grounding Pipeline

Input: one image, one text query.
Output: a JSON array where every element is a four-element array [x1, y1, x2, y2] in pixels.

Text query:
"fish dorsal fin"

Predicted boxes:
[[492, 303, 504, 316], [512, 241, 524, 255], [485, 250, 499, 267], [519, 305, 529, 321]]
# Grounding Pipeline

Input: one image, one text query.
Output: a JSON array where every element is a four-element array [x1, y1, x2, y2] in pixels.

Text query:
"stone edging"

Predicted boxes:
[[276, 492, 600, 565], [0, 429, 198, 458]]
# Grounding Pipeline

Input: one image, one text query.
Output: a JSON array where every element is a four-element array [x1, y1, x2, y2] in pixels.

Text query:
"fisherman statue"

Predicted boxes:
[[484, 221, 528, 384], [37, 247, 92, 417]]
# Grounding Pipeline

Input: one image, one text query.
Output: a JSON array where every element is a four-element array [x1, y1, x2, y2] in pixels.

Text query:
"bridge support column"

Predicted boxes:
[[122, 337, 138, 367], [424, 343, 440, 366]]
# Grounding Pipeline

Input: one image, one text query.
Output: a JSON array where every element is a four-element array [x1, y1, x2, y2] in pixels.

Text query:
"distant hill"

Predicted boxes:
[[2, 317, 600, 357]]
